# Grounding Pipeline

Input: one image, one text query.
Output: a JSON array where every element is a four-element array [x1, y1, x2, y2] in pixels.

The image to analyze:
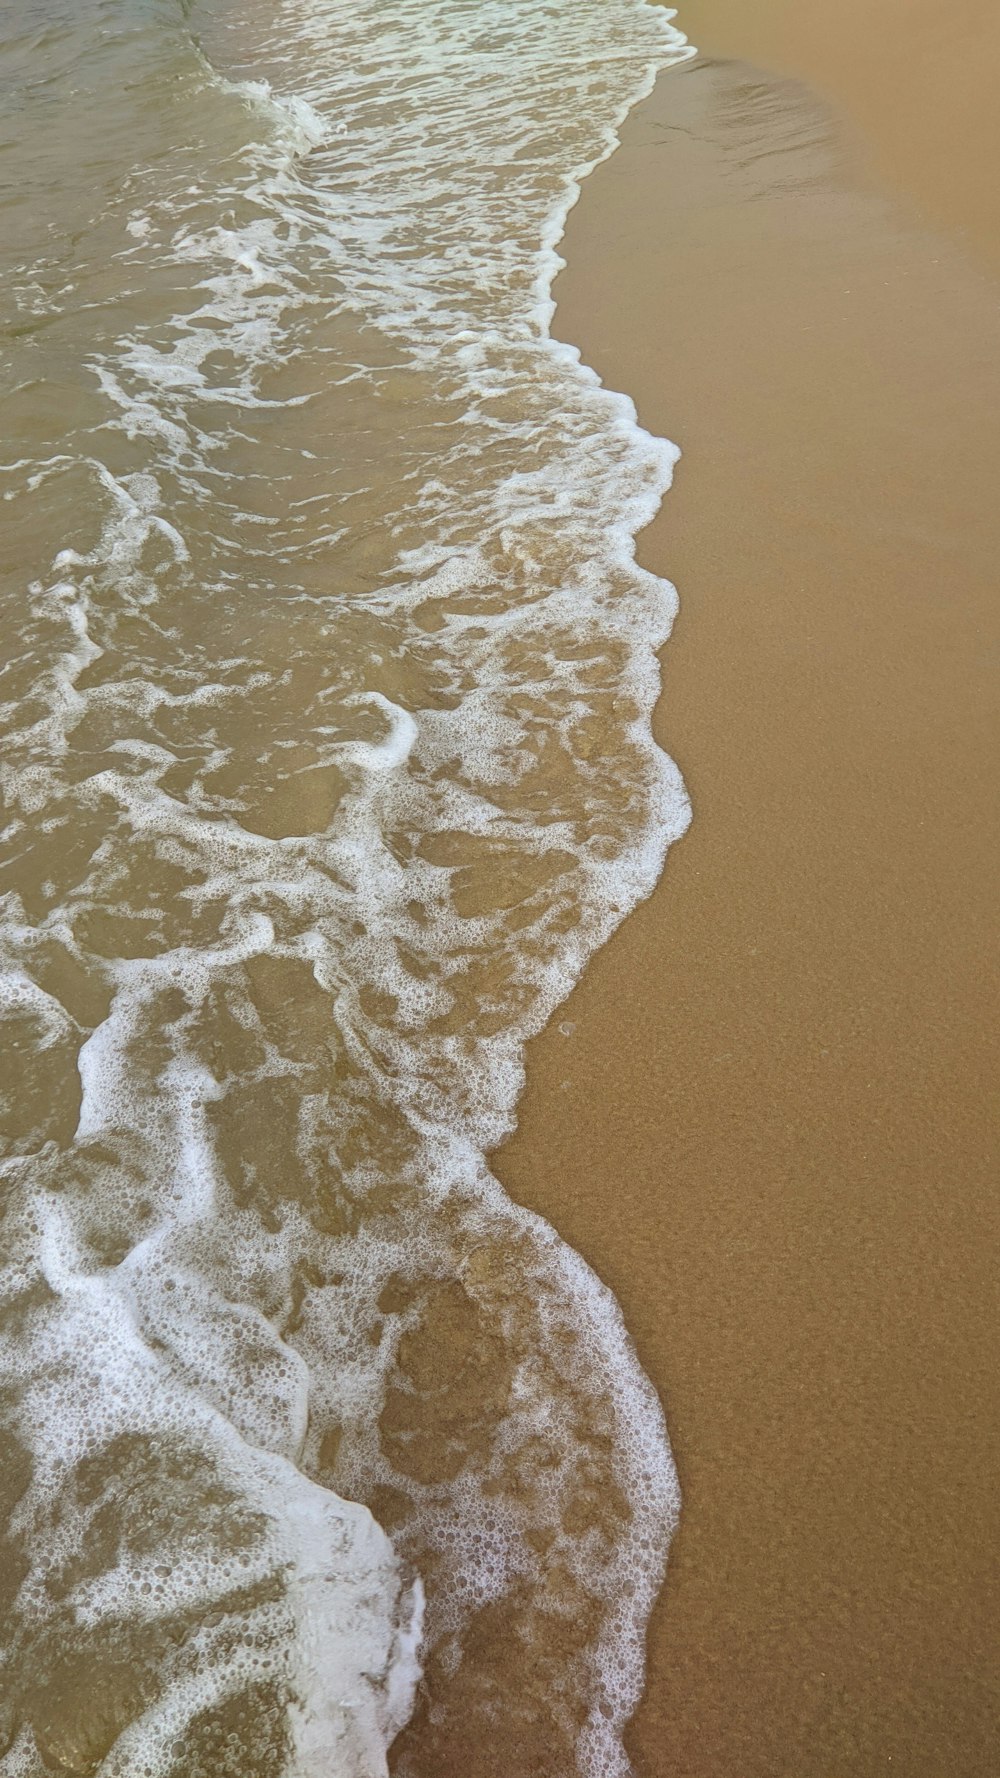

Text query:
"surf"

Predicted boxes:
[[0, 3, 693, 1772]]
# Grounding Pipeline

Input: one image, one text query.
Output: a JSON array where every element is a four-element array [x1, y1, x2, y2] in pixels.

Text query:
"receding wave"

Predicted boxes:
[[0, 2, 693, 1773]]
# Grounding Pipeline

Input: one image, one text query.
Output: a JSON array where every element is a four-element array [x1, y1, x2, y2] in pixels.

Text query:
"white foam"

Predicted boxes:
[[336, 694, 419, 773], [234, 79, 329, 157], [0, 1, 695, 1772]]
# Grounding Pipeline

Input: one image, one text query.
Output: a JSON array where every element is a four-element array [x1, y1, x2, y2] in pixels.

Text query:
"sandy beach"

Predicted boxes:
[[2, 3, 996, 1771], [496, 4, 1000, 1773]]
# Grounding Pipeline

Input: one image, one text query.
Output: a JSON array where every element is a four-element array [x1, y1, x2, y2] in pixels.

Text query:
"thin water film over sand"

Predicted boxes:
[[0, 1, 692, 1771]]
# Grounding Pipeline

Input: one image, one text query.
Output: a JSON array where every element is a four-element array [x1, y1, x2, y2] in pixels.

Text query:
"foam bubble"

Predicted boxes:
[[0, 0, 694, 1772]]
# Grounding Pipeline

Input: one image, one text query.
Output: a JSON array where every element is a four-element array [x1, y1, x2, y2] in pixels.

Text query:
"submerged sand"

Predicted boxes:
[[496, 4, 1000, 1773]]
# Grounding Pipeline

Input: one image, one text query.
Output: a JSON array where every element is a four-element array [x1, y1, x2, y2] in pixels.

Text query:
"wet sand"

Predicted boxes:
[[495, 5, 1000, 1774], [658, 0, 1000, 280]]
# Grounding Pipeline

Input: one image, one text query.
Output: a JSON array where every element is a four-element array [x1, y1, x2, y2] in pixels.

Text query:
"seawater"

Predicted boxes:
[[0, 2, 693, 1773]]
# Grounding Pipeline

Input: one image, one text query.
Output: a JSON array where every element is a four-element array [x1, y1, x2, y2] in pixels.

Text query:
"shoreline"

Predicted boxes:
[[653, 0, 1000, 281], [495, 7, 1000, 1774]]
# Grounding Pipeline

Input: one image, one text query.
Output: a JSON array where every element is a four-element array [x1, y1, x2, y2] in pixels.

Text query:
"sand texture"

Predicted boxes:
[[496, 7, 1000, 1773]]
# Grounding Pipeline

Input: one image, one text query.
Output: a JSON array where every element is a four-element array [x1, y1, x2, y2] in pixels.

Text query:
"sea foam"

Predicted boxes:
[[0, 1, 694, 1772]]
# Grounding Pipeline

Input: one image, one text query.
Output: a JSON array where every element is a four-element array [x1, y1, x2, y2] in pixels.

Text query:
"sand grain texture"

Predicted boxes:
[[495, 7, 1000, 1774]]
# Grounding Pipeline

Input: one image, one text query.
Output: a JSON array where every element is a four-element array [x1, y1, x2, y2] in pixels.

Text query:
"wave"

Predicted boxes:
[[0, 2, 693, 1773]]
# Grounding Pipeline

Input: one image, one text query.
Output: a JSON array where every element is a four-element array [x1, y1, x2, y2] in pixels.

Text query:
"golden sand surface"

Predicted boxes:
[[495, 5, 1000, 1773], [662, 0, 1000, 279]]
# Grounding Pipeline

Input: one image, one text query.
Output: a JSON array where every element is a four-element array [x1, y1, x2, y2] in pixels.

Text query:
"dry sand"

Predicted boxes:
[[495, 4, 1000, 1773]]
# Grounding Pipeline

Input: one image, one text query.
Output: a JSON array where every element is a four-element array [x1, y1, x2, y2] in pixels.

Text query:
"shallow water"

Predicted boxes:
[[0, 3, 692, 1772]]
